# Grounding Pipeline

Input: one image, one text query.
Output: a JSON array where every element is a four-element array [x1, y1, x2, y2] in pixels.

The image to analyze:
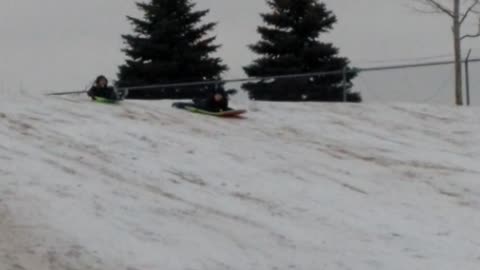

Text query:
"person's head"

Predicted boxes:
[[213, 93, 224, 102], [212, 87, 227, 102], [95, 75, 108, 88]]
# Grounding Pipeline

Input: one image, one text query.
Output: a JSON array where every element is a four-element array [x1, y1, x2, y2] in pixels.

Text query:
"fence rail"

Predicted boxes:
[[45, 58, 480, 104], [118, 58, 480, 91]]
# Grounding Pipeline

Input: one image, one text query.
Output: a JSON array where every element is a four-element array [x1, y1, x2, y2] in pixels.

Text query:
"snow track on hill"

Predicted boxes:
[[1, 94, 479, 270]]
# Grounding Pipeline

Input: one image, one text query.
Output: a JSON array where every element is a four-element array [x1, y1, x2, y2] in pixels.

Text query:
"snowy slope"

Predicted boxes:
[[1, 93, 479, 270]]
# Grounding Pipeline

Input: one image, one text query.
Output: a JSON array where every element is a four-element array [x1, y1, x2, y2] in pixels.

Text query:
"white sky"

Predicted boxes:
[[0, 0, 479, 103]]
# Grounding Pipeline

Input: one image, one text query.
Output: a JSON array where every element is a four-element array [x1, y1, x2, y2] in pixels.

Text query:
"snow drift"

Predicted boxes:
[[1, 93, 479, 270]]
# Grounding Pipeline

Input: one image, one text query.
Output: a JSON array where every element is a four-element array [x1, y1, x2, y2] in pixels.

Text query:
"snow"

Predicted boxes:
[[1, 92, 479, 270]]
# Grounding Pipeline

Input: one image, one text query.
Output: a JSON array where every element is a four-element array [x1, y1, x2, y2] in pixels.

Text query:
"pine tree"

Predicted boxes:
[[117, 0, 227, 99], [243, 0, 360, 102]]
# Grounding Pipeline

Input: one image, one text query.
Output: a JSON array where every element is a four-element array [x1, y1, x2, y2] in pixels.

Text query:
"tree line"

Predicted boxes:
[[117, 0, 362, 102]]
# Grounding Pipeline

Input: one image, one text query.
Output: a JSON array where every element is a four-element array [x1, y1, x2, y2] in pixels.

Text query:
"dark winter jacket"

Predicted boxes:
[[87, 86, 118, 100], [194, 90, 229, 112]]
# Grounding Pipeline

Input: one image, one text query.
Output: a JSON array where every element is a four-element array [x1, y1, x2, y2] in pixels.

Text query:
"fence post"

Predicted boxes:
[[465, 49, 472, 106], [342, 67, 347, 102]]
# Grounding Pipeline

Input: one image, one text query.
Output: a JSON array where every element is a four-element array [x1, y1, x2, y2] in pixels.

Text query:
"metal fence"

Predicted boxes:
[[355, 58, 480, 105], [40, 57, 480, 106], [116, 58, 480, 106]]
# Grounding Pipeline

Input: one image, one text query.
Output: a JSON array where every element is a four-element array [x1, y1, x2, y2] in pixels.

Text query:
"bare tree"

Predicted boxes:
[[415, 0, 480, 105]]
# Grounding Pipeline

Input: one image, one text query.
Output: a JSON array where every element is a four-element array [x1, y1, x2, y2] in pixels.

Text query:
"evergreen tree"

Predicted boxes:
[[243, 0, 360, 102], [117, 0, 227, 99]]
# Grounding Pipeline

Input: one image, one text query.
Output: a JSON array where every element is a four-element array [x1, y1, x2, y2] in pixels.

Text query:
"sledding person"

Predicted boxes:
[[87, 75, 118, 100], [193, 88, 230, 112]]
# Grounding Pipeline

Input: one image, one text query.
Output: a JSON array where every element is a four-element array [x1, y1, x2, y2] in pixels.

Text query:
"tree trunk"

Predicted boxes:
[[453, 0, 463, 106]]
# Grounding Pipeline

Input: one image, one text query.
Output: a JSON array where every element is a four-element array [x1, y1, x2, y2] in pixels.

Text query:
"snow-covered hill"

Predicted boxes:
[[1, 93, 479, 270]]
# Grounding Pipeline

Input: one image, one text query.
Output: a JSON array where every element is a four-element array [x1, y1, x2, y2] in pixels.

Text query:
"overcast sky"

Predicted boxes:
[[0, 0, 479, 103]]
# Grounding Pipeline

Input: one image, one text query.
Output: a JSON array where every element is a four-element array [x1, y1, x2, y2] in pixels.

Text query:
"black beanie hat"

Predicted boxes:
[[95, 75, 108, 84]]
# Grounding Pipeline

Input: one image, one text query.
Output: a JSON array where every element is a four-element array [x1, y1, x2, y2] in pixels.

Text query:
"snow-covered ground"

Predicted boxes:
[[1, 92, 479, 270]]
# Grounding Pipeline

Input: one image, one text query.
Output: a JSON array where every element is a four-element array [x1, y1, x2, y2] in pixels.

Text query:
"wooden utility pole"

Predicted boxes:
[[416, 0, 480, 105], [453, 0, 463, 105]]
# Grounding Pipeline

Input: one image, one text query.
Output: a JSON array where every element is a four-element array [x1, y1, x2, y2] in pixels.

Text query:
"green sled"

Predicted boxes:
[[183, 106, 247, 117], [93, 97, 121, 104]]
